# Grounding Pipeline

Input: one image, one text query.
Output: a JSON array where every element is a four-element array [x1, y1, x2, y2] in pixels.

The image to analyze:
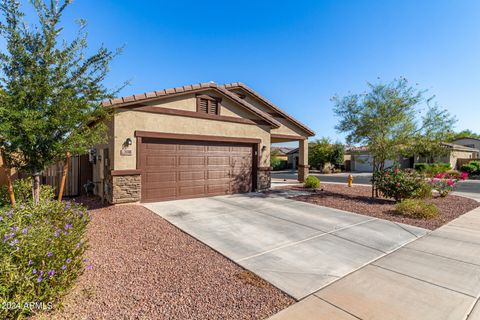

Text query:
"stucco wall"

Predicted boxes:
[[230, 89, 310, 138], [113, 109, 271, 171], [450, 150, 477, 168]]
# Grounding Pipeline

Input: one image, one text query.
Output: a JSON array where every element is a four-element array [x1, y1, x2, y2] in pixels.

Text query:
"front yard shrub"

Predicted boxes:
[[304, 176, 320, 189], [470, 161, 480, 172], [0, 199, 90, 319], [395, 199, 439, 219], [460, 163, 477, 175], [374, 168, 424, 201], [0, 178, 55, 207], [414, 163, 451, 175], [428, 172, 467, 197], [413, 182, 433, 199], [414, 163, 429, 172]]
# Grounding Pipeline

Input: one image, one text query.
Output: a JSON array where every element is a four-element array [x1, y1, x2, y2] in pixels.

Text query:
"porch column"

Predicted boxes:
[[298, 139, 309, 182]]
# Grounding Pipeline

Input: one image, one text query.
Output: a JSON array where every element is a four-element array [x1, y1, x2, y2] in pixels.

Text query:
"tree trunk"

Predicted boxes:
[[32, 172, 41, 205], [58, 152, 71, 202], [1, 150, 15, 206], [371, 158, 376, 198]]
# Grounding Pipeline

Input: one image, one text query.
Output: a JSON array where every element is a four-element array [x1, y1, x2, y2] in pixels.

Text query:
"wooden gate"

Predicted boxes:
[[41, 154, 92, 197]]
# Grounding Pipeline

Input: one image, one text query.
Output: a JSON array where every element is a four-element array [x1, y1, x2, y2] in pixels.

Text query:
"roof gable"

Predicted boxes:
[[222, 82, 315, 136], [102, 82, 281, 129]]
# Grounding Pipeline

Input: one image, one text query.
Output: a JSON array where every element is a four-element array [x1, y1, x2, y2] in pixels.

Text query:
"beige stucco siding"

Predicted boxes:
[[271, 117, 310, 137], [113, 109, 271, 170], [141, 90, 267, 122], [147, 94, 198, 112], [230, 89, 310, 138], [450, 150, 477, 168]]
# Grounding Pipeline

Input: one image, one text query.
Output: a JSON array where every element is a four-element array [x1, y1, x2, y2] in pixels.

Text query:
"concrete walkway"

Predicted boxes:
[[270, 206, 480, 320], [144, 191, 427, 300]]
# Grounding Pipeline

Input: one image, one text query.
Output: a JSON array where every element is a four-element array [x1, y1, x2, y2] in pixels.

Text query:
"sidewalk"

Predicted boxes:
[[269, 206, 480, 320]]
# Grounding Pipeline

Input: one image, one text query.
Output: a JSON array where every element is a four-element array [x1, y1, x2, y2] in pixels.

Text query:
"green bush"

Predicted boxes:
[[413, 182, 433, 199], [469, 161, 480, 172], [374, 168, 425, 201], [414, 163, 451, 175], [0, 178, 55, 207], [395, 199, 439, 219], [414, 163, 429, 172], [460, 163, 477, 174], [272, 160, 288, 171], [432, 163, 452, 174], [0, 199, 90, 318], [304, 176, 320, 189]]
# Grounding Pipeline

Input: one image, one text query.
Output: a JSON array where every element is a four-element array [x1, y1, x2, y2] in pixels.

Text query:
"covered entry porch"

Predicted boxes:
[[271, 134, 309, 182]]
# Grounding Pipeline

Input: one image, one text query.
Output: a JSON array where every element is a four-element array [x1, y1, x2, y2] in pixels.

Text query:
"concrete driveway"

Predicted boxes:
[[144, 191, 427, 299]]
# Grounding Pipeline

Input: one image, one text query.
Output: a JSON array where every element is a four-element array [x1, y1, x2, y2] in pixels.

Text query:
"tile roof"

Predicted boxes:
[[271, 147, 295, 156], [102, 82, 282, 129], [222, 82, 315, 136]]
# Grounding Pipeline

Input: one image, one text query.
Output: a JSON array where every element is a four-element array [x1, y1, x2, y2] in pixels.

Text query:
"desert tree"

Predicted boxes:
[[0, 0, 123, 204], [333, 78, 455, 197]]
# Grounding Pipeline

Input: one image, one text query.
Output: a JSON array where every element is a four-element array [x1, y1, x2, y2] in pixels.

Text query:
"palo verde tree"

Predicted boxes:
[[0, 0, 122, 204], [333, 78, 455, 197]]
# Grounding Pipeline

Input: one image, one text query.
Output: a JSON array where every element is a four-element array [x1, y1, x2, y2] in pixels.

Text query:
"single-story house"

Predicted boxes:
[[286, 148, 300, 169], [92, 82, 314, 203], [346, 143, 480, 172], [451, 137, 480, 157], [345, 146, 396, 172], [271, 147, 294, 161]]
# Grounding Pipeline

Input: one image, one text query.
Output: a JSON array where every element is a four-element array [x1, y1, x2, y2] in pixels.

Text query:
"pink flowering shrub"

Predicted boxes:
[[429, 172, 468, 197], [374, 168, 426, 201], [0, 199, 90, 318]]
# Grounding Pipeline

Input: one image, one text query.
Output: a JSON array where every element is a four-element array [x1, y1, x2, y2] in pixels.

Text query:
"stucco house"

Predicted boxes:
[[286, 148, 300, 169], [92, 82, 314, 203], [451, 137, 480, 157], [346, 143, 479, 172], [271, 147, 293, 161]]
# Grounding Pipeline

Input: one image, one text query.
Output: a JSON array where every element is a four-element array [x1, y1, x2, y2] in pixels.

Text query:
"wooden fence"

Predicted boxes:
[[41, 154, 92, 197]]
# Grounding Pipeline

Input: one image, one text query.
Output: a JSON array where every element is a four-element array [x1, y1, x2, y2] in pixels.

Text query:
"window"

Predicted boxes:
[[196, 95, 220, 115]]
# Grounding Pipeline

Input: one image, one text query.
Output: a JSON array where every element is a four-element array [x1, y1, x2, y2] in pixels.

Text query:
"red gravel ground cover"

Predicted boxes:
[[290, 183, 480, 230], [36, 202, 293, 320]]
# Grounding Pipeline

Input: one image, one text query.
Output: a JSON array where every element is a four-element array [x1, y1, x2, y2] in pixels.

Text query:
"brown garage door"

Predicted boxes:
[[140, 138, 255, 202]]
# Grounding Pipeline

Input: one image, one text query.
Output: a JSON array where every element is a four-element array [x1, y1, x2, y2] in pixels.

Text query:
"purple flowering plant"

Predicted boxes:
[[1, 187, 90, 318]]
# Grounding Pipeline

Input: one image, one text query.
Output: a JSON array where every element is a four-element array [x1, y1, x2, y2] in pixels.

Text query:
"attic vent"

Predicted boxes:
[[196, 94, 221, 115]]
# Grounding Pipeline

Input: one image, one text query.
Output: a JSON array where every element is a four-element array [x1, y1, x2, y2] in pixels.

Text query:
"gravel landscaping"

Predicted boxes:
[[35, 200, 293, 320], [290, 183, 480, 230]]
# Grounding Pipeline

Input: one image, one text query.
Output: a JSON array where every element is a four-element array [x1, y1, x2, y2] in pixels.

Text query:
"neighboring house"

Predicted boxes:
[[345, 143, 479, 172], [286, 148, 299, 169], [271, 147, 294, 161], [345, 146, 395, 173], [92, 82, 314, 203], [415, 143, 480, 169], [451, 137, 480, 158]]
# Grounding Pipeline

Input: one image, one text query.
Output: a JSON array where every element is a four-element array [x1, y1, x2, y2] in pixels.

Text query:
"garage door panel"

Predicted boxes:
[[145, 143, 176, 152], [208, 145, 231, 152], [141, 139, 253, 202], [208, 170, 230, 179], [179, 171, 205, 181], [178, 144, 206, 152], [179, 185, 206, 197], [144, 172, 176, 183], [179, 156, 205, 166], [144, 187, 176, 200], [208, 156, 230, 166], [145, 155, 176, 167]]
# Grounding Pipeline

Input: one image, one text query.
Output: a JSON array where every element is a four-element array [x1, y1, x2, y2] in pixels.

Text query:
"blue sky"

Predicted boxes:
[[17, 0, 480, 144]]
